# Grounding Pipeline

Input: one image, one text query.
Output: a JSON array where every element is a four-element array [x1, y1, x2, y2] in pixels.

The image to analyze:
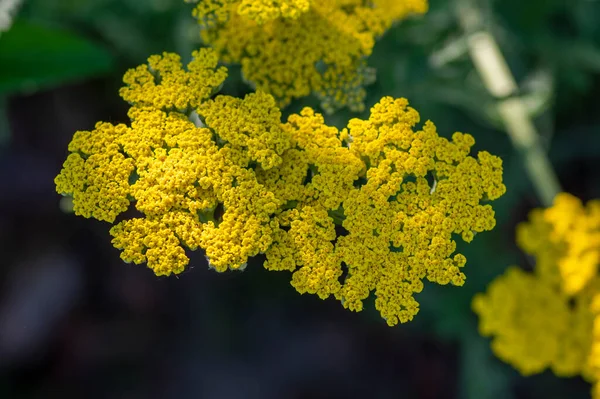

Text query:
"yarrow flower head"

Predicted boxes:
[[56, 47, 505, 325], [473, 267, 595, 377], [187, 0, 311, 25], [521, 193, 600, 295], [190, 0, 428, 113], [473, 193, 600, 396]]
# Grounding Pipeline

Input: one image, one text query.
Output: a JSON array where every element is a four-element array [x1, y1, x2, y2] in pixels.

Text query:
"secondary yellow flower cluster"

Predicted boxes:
[[189, 0, 428, 113], [473, 193, 600, 396], [189, 0, 311, 25], [56, 48, 505, 325]]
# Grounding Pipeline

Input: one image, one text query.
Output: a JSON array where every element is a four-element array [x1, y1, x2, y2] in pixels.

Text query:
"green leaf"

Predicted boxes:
[[0, 19, 115, 95]]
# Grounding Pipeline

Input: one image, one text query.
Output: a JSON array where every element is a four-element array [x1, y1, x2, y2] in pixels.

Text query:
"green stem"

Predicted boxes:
[[457, 0, 561, 207]]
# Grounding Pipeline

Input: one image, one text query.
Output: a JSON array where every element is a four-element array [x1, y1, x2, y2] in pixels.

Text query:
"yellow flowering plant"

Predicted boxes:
[[55, 46, 506, 326], [188, 0, 428, 113], [473, 193, 600, 396], [6, 0, 600, 396]]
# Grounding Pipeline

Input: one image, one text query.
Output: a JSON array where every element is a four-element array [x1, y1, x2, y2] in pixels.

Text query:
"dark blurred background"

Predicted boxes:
[[1, 0, 600, 398]]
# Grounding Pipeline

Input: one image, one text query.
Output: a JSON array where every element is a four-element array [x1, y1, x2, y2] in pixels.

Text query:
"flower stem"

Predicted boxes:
[[457, 0, 561, 207]]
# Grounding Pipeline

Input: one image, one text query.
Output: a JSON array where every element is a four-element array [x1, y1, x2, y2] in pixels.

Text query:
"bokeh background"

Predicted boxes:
[[1, 0, 600, 398]]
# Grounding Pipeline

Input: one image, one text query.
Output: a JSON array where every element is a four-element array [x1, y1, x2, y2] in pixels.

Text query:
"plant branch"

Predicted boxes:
[[457, 0, 561, 207]]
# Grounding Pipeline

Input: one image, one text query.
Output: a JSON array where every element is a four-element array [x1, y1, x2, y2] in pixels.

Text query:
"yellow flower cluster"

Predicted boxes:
[[56, 48, 505, 325], [191, 0, 428, 113], [473, 267, 595, 377], [54, 122, 135, 222], [188, 0, 310, 25], [56, 48, 286, 275], [473, 193, 600, 396], [120, 49, 227, 111], [261, 97, 505, 325], [238, 0, 311, 23]]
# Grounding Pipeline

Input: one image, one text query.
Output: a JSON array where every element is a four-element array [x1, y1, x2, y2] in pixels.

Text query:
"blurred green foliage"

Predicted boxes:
[[0, 20, 114, 94], [1, 0, 600, 398], [18, 0, 200, 64]]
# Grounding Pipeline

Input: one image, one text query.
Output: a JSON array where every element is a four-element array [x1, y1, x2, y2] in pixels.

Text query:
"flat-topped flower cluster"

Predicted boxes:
[[56, 48, 505, 326], [188, 0, 428, 113], [473, 193, 600, 396]]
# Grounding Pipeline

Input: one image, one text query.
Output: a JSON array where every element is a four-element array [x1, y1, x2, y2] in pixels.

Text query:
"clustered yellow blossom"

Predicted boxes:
[[473, 193, 600, 396], [473, 267, 595, 377], [188, 0, 310, 25], [190, 0, 428, 113], [56, 48, 505, 325]]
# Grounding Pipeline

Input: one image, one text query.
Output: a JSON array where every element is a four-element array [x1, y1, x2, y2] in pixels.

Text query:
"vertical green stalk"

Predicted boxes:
[[457, 0, 561, 207]]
